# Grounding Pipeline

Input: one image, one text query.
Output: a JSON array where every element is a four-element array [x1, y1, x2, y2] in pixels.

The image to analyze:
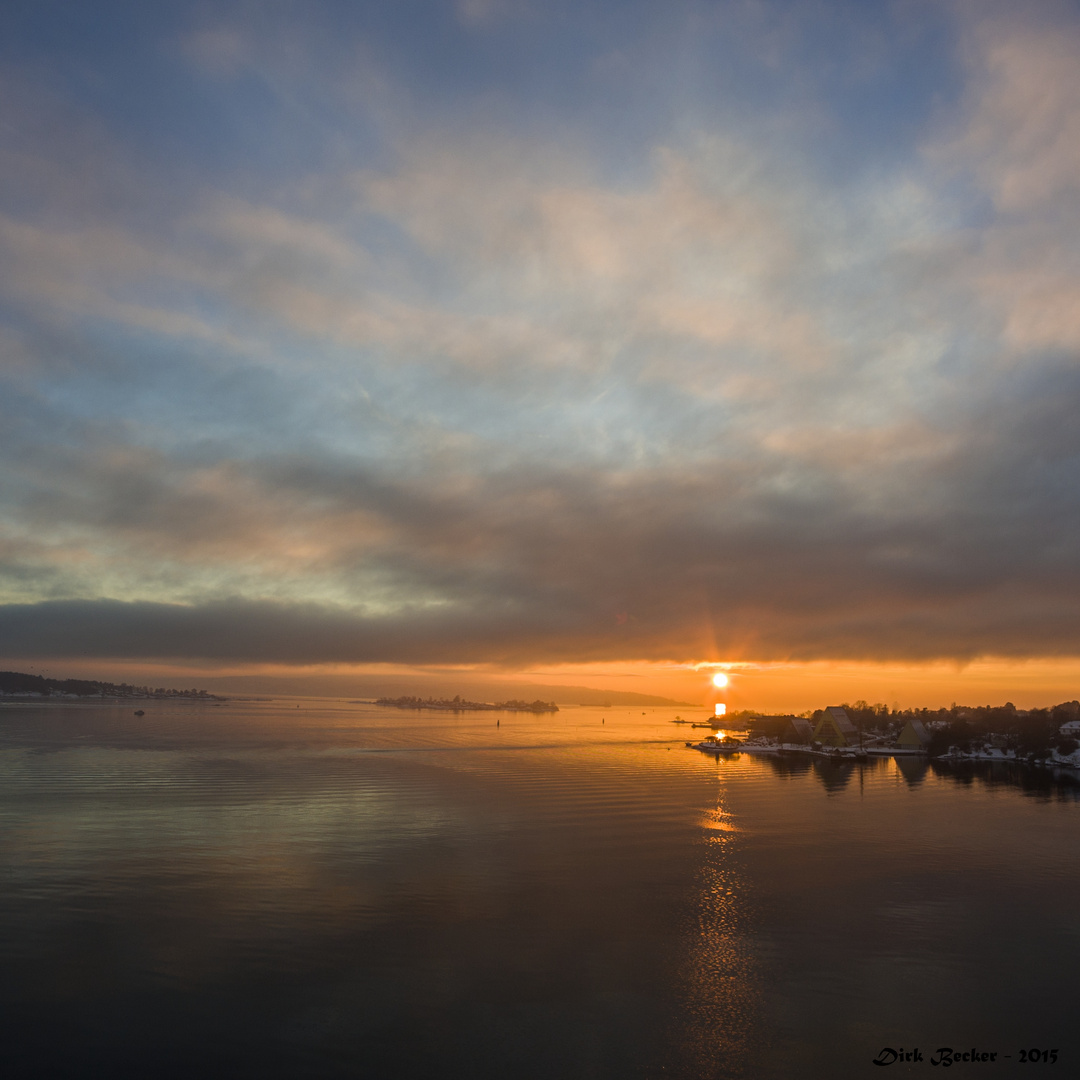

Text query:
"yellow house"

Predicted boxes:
[[813, 706, 860, 747], [897, 719, 931, 751]]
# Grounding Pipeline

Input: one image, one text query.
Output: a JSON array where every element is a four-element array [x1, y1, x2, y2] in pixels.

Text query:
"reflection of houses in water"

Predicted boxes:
[[895, 755, 929, 786], [810, 754, 893, 793], [755, 748, 860, 790], [812, 706, 860, 747], [812, 756, 857, 793], [897, 719, 931, 751], [741, 739, 1080, 797], [757, 750, 899, 792]]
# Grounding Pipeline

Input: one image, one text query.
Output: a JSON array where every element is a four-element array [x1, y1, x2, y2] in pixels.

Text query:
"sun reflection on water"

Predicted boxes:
[[675, 782, 763, 1078]]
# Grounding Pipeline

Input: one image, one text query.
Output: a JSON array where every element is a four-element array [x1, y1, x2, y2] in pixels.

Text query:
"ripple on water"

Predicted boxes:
[[1, 703, 1079, 1079]]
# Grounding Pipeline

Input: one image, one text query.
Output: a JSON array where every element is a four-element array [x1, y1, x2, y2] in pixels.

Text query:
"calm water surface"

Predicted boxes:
[[1, 699, 1077, 1078]]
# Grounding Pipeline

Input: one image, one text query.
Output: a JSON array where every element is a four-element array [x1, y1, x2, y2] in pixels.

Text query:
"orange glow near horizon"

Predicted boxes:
[[13, 656, 1080, 712]]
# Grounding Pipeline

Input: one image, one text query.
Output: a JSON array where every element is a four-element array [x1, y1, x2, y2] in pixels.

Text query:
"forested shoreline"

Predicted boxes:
[[0, 670, 220, 700]]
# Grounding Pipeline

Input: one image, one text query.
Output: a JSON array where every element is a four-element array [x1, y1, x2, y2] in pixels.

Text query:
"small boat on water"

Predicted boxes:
[[688, 734, 743, 755]]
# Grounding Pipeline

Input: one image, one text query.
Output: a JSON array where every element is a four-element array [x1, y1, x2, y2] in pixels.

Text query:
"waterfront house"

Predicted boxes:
[[813, 706, 860, 748], [783, 716, 815, 743], [897, 718, 931, 751], [1059, 720, 1080, 737]]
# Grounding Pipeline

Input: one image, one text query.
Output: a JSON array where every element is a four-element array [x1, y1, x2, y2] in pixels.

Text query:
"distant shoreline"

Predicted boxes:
[[0, 693, 225, 703], [0, 668, 223, 701]]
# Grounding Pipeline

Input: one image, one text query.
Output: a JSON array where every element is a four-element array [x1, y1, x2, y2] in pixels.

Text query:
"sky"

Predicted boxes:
[[2, 0, 1080, 708]]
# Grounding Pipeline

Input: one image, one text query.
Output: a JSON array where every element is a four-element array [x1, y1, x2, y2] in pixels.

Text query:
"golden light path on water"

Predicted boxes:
[[677, 778, 762, 1079]]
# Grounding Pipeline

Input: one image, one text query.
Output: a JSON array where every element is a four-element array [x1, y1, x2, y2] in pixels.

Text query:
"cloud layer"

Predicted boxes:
[[1, 1, 1079, 666]]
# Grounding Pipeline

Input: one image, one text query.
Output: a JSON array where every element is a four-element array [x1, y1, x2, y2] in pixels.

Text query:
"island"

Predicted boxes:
[[375, 695, 559, 713]]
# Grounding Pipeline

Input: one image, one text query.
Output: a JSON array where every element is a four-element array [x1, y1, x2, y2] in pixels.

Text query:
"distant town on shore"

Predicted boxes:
[[730, 699, 1080, 766], [0, 670, 221, 701]]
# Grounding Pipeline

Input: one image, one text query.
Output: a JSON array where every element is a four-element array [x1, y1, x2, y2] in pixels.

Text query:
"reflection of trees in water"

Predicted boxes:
[[672, 791, 763, 1078], [749, 750, 1080, 799], [929, 760, 1080, 801]]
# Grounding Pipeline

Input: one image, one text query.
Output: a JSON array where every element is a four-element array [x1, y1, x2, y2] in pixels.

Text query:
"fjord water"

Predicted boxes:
[[1, 701, 1077, 1078]]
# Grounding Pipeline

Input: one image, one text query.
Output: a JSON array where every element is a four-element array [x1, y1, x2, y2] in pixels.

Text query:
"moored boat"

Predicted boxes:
[[690, 734, 743, 754]]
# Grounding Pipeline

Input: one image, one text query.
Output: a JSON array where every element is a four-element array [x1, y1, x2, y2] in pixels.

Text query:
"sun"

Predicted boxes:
[[712, 672, 728, 688]]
